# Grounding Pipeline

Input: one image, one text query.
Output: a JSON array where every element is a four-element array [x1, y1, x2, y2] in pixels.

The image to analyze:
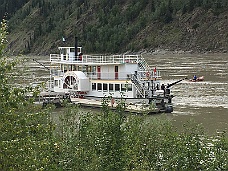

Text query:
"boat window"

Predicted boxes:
[[70, 48, 75, 52], [109, 84, 114, 92], [78, 47, 81, 53], [88, 66, 92, 75], [70, 65, 73, 71], [103, 83, 108, 92], [98, 83, 102, 91], [59, 80, 61, 88], [92, 66, 96, 75], [78, 66, 82, 71], [60, 48, 64, 54], [115, 84, 120, 91], [92, 83, 96, 91], [82, 66, 87, 72], [62, 64, 67, 72], [121, 84, 126, 91], [127, 84, 132, 91], [64, 65, 69, 71], [54, 80, 58, 87], [72, 65, 76, 71]]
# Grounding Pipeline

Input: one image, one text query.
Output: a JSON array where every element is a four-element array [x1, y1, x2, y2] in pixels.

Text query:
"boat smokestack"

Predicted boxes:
[[75, 36, 78, 59]]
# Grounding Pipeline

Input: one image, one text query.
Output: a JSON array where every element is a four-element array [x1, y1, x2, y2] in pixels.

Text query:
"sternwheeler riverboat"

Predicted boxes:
[[45, 37, 175, 113]]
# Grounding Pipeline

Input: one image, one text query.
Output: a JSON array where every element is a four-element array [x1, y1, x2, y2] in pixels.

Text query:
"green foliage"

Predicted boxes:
[[0, 106, 57, 170], [0, 19, 7, 56], [0, 0, 29, 19], [56, 104, 228, 170], [0, 20, 58, 170]]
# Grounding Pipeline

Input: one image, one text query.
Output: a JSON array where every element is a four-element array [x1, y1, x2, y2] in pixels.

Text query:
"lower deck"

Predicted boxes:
[[36, 91, 173, 113], [71, 97, 161, 114]]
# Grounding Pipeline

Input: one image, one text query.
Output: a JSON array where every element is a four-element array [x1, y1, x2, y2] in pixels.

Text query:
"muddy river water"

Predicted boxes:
[[27, 53, 228, 135], [145, 53, 228, 135]]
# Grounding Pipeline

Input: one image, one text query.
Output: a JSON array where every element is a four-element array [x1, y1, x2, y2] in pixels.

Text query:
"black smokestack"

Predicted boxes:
[[75, 36, 78, 60]]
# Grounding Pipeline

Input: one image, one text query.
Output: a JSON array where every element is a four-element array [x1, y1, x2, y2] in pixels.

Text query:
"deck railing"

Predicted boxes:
[[50, 54, 141, 64], [50, 69, 160, 81]]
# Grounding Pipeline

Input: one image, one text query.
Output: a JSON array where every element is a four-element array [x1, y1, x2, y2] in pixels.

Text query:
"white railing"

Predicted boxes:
[[49, 69, 160, 81], [50, 54, 141, 64], [50, 54, 61, 62]]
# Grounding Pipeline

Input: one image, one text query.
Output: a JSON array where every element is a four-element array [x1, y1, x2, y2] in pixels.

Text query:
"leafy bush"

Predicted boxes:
[[56, 99, 227, 170], [0, 19, 58, 170]]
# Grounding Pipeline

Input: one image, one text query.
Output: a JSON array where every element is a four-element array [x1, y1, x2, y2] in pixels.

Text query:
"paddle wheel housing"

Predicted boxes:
[[53, 71, 89, 93]]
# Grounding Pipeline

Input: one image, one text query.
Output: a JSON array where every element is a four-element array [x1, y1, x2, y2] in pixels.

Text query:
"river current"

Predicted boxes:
[[145, 53, 228, 135]]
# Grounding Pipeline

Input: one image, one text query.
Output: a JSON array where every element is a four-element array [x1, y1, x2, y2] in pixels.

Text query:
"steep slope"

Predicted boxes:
[[5, 0, 228, 55]]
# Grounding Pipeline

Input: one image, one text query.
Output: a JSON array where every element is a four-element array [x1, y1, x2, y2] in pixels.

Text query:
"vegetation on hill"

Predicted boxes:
[[0, 0, 29, 19], [1, 20, 228, 170], [4, 0, 228, 55]]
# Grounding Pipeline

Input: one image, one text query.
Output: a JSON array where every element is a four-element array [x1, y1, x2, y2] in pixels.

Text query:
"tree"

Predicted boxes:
[[0, 19, 58, 170]]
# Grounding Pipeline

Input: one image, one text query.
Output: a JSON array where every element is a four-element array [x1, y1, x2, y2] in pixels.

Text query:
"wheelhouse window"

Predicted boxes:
[[70, 48, 75, 52], [92, 83, 96, 91]]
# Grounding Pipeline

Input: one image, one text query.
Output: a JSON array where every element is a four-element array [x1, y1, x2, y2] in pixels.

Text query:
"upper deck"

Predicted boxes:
[[50, 46, 144, 65], [50, 54, 142, 65], [49, 46, 160, 78]]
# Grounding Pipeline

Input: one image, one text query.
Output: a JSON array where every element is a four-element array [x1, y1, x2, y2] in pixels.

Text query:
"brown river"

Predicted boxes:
[[27, 53, 228, 135], [145, 53, 228, 135]]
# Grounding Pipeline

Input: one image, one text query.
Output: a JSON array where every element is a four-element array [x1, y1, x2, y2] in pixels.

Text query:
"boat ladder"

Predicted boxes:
[[131, 74, 146, 98]]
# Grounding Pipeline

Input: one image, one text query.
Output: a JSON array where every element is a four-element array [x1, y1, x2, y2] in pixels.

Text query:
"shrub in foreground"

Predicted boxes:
[[56, 100, 227, 170]]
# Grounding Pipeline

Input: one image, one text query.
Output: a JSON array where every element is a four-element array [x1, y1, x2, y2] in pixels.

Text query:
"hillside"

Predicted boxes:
[[4, 0, 228, 55]]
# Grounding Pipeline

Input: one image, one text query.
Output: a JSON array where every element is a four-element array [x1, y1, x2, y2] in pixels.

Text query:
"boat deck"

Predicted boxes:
[[71, 97, 160, 114]]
